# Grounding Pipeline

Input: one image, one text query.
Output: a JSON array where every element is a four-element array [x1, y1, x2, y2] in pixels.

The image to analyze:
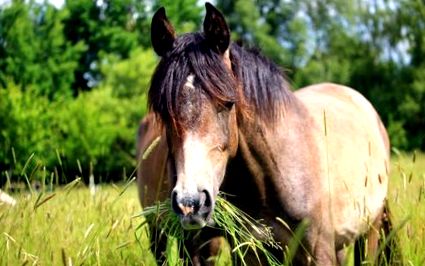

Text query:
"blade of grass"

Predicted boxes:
[[63, 178, 81, 195], [33, 193, 56, 210]]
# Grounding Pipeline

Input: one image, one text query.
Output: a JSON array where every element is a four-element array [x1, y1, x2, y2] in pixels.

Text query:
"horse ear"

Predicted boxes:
[[151, 7, 176, 57], [204, 3, 230, 54]]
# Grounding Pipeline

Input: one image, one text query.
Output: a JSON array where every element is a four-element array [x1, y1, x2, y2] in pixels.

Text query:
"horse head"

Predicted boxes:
[[149, 3, 238, 229]]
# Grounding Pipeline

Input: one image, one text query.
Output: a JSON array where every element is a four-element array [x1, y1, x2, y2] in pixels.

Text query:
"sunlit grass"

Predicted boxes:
[[138, 195, 282, 265], [0, 152, 424, 265], [0, 180, 153, 265], [388, 150, 425, 266]]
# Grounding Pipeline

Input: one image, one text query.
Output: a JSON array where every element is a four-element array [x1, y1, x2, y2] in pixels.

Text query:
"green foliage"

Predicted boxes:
[[0, 82, 57, 176], [53, 86, 147, 181], [100, 48, 157, 98], [153, 0, 202, 33], [0, 0, 151, 182], [62, 0, 150, 91], [0, 0, 85, 98], [217, 0, 290, 66], [0, 81, 146, 183], [387, 118, 408, 150], [398, 65, 425, 149], [1, 0, 425, 183]]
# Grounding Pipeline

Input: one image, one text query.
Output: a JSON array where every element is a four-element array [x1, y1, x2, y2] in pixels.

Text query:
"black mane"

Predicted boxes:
[[148, 32, 293, 127], [230, 44, 293, 120]]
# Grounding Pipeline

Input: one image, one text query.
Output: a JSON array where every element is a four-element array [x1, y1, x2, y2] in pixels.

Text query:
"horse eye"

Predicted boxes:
[[217, 144, 228, 152], [224, 101, 234, 109], [218, 101, 234, 113]]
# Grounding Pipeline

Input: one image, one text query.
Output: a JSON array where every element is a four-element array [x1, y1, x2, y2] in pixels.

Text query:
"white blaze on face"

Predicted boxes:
[[175, 133, 216, 196], [175, 129, 231, 202], [184, 75, 196, 107], [173, 74, 227, 198], [185, 75, 195, 89]]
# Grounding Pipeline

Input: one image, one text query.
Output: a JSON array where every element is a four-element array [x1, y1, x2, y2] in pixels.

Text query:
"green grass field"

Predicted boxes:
[[1, 152, 424, 265], [387, 151, 425, 266], [0, 180, 154, 265]]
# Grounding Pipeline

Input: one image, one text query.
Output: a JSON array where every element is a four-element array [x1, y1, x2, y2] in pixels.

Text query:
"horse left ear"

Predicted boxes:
[[204, 3, 230, 55]]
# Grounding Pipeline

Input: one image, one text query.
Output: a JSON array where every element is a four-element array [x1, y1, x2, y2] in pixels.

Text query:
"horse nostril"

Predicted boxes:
[[198, 190, 213, 220], [171, 190, 200, 216], [201, 190, 212, 208], [171, 189, 213, 218], [171, 190, 182, 215]]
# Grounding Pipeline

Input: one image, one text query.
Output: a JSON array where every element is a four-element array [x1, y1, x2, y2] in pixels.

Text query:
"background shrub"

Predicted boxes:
[[0, 81, 147, 184]]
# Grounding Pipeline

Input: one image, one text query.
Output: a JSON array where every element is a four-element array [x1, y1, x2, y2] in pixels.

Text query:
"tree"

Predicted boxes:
[[100, 48, 157, 99], [62, 0, 150, 92], [0, 0, 84, 98], [152, 0, 202, 33], [216, 0, 291, 67]]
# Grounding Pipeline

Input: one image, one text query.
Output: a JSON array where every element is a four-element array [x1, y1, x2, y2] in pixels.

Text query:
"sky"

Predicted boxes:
[[48, 0, 64, 8], [0, 0, 64, 8]]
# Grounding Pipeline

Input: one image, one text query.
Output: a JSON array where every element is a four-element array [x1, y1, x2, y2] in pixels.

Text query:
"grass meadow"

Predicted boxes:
[[0, 151, 424, 265], [388, 151, 425, 265]]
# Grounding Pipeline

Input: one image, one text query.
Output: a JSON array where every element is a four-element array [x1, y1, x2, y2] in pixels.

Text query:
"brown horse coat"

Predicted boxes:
[[136, 112, 168, 207]]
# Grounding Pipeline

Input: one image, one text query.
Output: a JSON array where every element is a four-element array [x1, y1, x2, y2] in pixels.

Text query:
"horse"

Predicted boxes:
[[137, 3, 399, 265]]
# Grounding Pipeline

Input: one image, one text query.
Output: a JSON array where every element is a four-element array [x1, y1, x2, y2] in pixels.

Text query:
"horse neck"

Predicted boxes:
[[236, 97, 304, 173], [233, 99, 322, 219]]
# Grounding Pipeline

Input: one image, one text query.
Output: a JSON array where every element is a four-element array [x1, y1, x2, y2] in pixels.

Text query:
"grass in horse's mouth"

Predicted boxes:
[[136, 195, 282, 265]]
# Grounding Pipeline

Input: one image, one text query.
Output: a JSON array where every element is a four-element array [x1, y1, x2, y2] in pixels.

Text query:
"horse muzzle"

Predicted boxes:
[[171, 189, 214, 230]]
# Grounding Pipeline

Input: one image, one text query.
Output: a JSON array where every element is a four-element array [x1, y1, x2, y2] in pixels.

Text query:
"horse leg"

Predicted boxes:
[[184, 229, 225, 266], [375, 203, 403, 265], [336, 247, 352, 266], [366, 213, 382, 264], [354, 236, 365, 266], [354, 208, 386, 265], [312, 230, 337, 266], [149, 223, 168, 264], [306, 224, 338, 266], [202, 237, 226, 265], [191, 237, 225, 266]]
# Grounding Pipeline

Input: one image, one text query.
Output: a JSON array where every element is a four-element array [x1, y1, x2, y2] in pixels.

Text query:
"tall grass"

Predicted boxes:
[[388, 150, 425, 265], [0, 180, 154, 265], [0, 151, 424, 265], [138, 195, 283, 265]]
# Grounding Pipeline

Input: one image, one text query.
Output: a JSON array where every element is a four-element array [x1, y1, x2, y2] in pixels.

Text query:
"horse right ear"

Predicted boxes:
[[151, 7, 176, 57], [204, 3, 230, 55]]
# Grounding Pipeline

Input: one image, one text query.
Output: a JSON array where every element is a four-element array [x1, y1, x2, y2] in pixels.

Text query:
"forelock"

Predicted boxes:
[[148, 33, 237, 132]]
